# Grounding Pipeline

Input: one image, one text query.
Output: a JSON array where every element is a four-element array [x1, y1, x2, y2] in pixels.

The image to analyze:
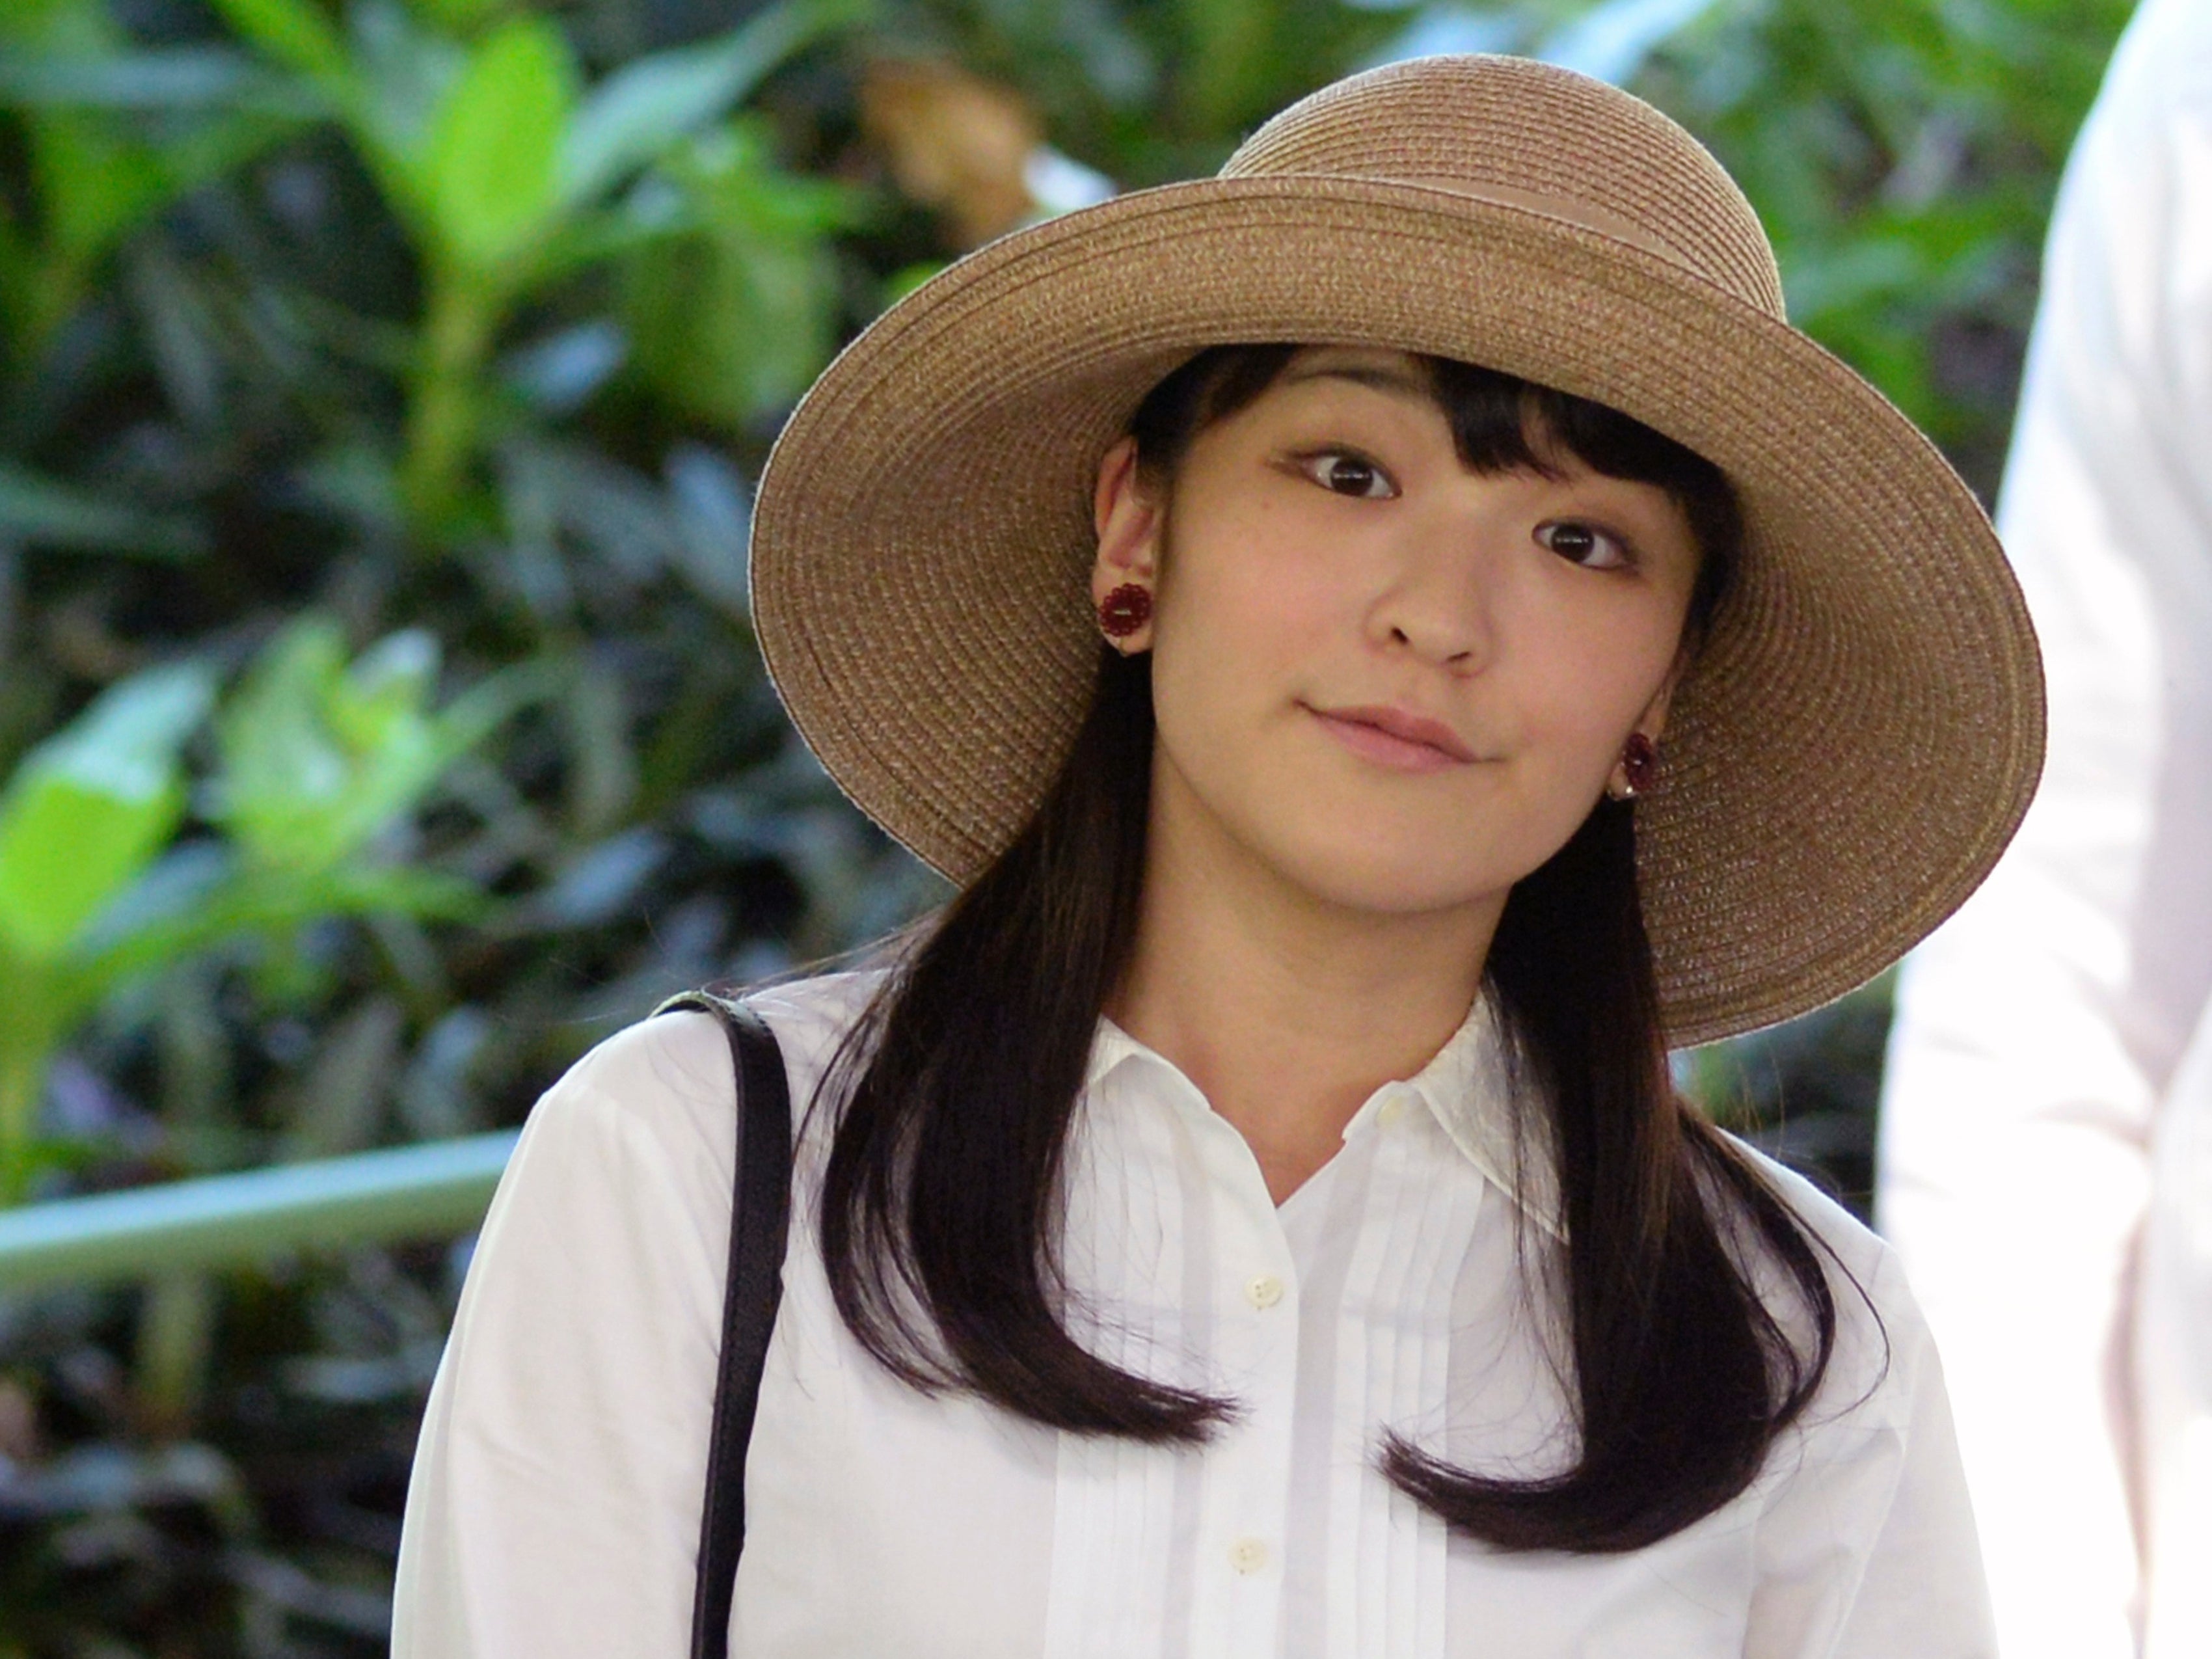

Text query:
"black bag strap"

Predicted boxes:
[[654, 990, 792, 1659]]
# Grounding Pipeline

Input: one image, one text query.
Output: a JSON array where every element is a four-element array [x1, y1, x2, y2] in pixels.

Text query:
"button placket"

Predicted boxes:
[[1228, 1535, 1271, 1576], [1187, 1127, 1299, 1658]]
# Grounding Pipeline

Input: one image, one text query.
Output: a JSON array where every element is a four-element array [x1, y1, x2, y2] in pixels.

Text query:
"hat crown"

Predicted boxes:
[[1220, 55, 1785, 319]]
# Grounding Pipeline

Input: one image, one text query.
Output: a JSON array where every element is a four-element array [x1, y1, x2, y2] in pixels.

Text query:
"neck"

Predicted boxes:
[[1109, 762, 1502, 1205]]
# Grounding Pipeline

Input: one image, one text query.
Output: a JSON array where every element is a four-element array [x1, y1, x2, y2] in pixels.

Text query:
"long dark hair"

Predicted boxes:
[[815, 346, 1847, 1551]]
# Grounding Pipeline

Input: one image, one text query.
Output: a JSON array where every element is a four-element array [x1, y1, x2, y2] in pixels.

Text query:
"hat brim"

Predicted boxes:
[[749, 174, 2044, 1049]]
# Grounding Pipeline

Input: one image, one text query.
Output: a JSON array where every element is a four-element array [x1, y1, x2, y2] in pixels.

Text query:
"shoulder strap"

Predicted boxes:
[[654, 991, 793, 1659]]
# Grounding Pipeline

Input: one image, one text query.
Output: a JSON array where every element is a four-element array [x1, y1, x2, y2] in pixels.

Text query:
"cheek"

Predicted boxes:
[[1169, 491, 1345, 620], [1150, 508, 1343, 728], [1144, 517, 1380, 867], [1513, 608, 1679, 764]]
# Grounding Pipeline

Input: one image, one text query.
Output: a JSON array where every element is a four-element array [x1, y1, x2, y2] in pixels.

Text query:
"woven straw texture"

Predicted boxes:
[[749, 54, 2045, 1049]]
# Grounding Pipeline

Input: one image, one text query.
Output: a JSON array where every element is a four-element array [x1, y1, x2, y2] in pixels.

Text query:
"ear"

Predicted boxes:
[[1636, 651, 1689, 744], [1090, 436, 1163, 651]]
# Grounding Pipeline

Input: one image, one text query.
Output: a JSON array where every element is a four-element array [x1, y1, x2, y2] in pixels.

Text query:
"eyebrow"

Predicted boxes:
[[1278, 357, 1436, 405]]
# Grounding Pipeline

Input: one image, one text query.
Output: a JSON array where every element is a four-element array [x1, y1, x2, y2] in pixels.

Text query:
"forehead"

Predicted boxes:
[[1273, 345, 1436, 405]]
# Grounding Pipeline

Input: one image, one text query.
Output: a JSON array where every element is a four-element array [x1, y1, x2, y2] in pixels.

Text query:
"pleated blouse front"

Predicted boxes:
[[393, 970, 1992, 1658]]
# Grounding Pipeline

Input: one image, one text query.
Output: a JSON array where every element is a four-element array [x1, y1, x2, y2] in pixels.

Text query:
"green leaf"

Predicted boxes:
[[405, 0, 509, 32], [1, 0, 123, 56], [422, 16, 574, 273], [16, 72, 299, 284], [0, 461, 206, 558], [327, 628, 440, 753], [211, 620, 361, 873], [32, 115, 170, 263], [0, 663, 217, 961], [623, 121, 859, 425], [67, 863, 489, 1017], [347, 0, 467, 205], [310, 863, 487, 921], [557, 0, 870, 208], [211, 618, 548, 876], [210, 619, 353, 872], [208, 0, 353, 92], [1172, 0, 1273, 135]]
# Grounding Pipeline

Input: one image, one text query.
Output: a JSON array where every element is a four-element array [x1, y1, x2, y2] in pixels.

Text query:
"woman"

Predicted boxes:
[[394, 54, 2042, 1657]]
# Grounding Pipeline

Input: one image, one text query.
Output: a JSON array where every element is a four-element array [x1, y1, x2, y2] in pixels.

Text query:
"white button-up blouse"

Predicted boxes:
[[393, 971, 1991, 1656]]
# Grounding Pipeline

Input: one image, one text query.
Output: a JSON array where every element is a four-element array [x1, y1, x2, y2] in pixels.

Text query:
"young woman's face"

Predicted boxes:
[[1093, 345, 1705, 919]]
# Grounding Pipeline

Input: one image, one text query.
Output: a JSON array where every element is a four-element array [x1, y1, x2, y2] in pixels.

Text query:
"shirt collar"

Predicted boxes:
[[1085, 1017, 1156, 1093], [1086, 993, 1564, 1242], [1394, 994, 1563, 1241]]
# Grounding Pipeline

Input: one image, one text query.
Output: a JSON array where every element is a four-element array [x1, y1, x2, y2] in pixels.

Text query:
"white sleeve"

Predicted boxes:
[[391, 1010, 740, 1659], [1745, 1235, 1996, 1659], [1877, 5, 2212, 1655], [1815, 1313, 1993, 1659]]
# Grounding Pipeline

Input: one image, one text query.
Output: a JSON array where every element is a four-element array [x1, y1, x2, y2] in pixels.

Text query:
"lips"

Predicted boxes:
[[1305, 703, 1479, 771]]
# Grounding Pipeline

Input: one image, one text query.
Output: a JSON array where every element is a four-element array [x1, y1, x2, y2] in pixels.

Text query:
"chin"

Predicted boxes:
[[1269, 831, 1507, 918]]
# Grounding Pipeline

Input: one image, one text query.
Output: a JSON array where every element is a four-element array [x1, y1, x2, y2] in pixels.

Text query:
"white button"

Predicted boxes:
[[1377, 1094, 1408, 1127], [1245, 1274, 1284, 1310], [1228, 1537, 1270, 1575]]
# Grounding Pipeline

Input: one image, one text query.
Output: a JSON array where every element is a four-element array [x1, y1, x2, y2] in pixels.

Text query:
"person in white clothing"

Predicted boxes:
[[394, 54, 2044, 1657], [1879, 1, 2212, 1654]]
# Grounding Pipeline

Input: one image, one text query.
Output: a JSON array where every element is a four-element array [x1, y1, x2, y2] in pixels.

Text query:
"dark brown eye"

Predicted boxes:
[[1327, 457, 1377, 494], [1535, 519, 1629, 569], [1301, 452, 1395, 498]]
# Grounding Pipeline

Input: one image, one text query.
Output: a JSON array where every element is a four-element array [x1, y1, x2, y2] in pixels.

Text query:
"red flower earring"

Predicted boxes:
[[1612, 732, 1658, 800], [1098, 583, 1152, 640]]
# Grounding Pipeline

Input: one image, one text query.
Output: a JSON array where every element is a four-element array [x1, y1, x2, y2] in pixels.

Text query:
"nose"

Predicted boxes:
[[1366, 513, 1495, 673]]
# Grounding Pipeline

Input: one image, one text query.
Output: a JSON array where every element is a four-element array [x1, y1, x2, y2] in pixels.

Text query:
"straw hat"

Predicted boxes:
[[749, 53, 2043, 1049]]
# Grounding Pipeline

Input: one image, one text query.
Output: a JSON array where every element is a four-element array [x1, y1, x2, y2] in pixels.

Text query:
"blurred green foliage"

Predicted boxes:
[[0, 0, 2133, 1647], [0, 624, 543, 1206], [1641, 0, 2133, 487]]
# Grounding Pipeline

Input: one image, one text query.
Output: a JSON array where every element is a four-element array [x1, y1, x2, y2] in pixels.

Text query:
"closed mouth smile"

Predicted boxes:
[[1304, 703, 1479, 772]]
